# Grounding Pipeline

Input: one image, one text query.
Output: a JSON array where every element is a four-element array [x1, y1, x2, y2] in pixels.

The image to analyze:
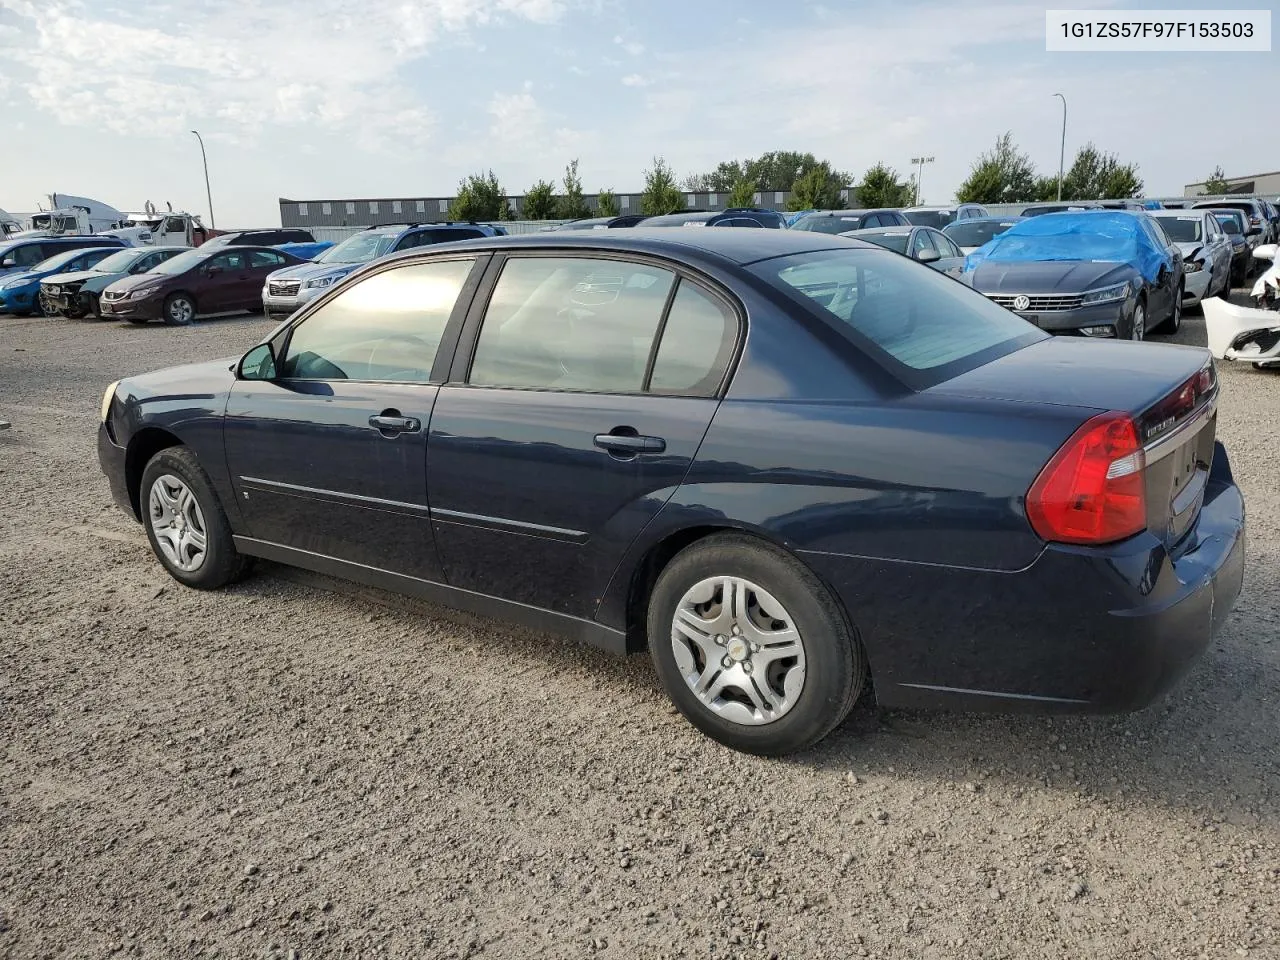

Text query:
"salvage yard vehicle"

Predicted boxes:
[[966, 210, 1184, 339], [261, 222, 506, 322], [203, 229, 330, 260], [0, 208, 22, 237], [119, 206, 211, 247], [1202, 247, 1280, 367], [1211, 210, 1255, 286], [640, 208, 788, 229], [97, 229, 1245, 755], [99, 245, 304, 325], [40, 246, 191, 318], [553, 215, 650, 230], [791, 209, 911, 234], [19, 194, 130, 239], [839, 224, 966, 276], [1148, 210, 1233, 307], [0, 235, 125, 283], [943, 216, 1026, 254], [0, 243, 127, 316], [900, 204, 989, 228], [1193, 198, 1274, 245]]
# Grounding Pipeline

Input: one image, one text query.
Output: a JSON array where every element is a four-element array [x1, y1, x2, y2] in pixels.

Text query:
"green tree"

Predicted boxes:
[[597, 188, 619, 218], [787, 164, 845, 211], [854, 162, 913, 207], [641, 157, 686, 215], [684, 152, 852, 195], [451, 169, 510, 221], [955, 132, 1039, 204], [683, 161, 746, 193], [1201, 166, 1230, 195], [522, 179, 557, 220], [1060, 143, 1144, 200], [727, 177, 757, 209], [1031, 175, 1062, 202], [556, 159, 591, 220]]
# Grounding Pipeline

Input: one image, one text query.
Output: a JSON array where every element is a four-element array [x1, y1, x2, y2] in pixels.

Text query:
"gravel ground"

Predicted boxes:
[[1, 296, 1278, 960]]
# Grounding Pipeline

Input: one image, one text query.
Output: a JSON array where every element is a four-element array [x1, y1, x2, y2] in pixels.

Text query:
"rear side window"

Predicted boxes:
[[751, 248, 1042, 387], [648, 281, 736, 396], [249, 250, 287, 268], [469, 257, 675, 393]]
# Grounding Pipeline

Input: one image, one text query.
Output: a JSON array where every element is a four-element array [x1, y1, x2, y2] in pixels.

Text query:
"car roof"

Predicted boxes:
[[902, 205, 967, 213], [377, 227, 871, 267], [947, 215, 1026, 223]]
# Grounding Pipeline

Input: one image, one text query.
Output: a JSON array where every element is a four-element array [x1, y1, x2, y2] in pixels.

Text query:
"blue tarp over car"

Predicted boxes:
[[964, 210, 1173, 284]]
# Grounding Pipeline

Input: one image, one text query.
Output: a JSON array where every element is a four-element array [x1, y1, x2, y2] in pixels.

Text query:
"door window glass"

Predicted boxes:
[[469, 257, 675, 392], [281, 258, 474, 382], [933, 231, 962, 258], [4, 244, 45, 268], [249, 250, 286, 268], [648, 282, 736, 396], [209, 252, 246, 272]]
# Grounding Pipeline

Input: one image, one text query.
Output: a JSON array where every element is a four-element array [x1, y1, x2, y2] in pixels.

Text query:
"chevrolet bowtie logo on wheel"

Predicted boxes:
[[1013, 295, 1031, 311]]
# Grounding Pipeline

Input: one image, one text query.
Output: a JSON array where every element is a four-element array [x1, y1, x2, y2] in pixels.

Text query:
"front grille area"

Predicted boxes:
[[269, 281, 302, 297], [989, 293, 1085, 312]]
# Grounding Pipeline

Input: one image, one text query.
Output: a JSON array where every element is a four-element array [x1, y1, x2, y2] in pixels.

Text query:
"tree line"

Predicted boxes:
[[449, 139, 1151, 222]]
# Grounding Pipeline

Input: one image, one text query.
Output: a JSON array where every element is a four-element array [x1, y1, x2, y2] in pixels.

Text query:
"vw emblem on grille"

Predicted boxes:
[[1012, 295, 1031, 311]]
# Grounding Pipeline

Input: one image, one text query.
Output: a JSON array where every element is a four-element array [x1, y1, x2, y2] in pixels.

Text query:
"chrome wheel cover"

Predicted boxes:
[[670, 576, 806, 726], [168, 297, 193, 323], [148, 474, 208, 572]]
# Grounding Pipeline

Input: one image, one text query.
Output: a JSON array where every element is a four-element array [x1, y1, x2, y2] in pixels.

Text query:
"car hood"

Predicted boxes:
[[266, 261, 364, 282], [105, 272, 174, 295], [42, 269, 108, 286], [1171, 241, 1204, 260], [969, 259, 1134, 294], [1, 270, 40, 286], [121, 357, 239, 402]]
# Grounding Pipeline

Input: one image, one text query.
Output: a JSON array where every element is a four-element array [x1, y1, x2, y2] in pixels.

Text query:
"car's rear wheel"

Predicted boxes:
[[163, 292, 195, 326], [140, 447, 251, 589], [648, 533, 865, 756]]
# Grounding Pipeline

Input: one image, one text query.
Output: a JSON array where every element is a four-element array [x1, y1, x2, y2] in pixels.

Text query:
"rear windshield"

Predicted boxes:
[[945, 220, 1020, 248], [792, 216, 860, 235], [903, 210, 953, 228], [750, 248, 1043, 388]]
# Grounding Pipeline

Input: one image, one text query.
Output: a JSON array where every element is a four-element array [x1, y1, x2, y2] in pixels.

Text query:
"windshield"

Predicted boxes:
[[750, 248, 1041, 387], [90, 250, 146, 273], [903, 210, 953, 228], [316, 231, 398, 264], [855, 231, 911, 254], [148, 249, 209, 275], [1154, 217, 1203, 243], [945, 220, 1021, 248], [792, 216, 859, 235], [1216, 216, 1241, 235]]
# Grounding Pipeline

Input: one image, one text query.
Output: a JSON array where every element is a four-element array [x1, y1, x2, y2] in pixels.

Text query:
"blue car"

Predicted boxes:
[[96, 229, 1244, 755], [0, 235, 126, 283], [261, 222, 508, 321], [0, 244, 128, 315]]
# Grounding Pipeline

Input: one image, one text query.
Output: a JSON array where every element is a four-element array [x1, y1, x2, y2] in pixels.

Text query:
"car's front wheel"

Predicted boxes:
[[140, 447, 251, 589], [648, 533, 865, 755], [1130, 298, 1146, 341], [163, 292, 196, 326], [1157, 283, 1183, 334]]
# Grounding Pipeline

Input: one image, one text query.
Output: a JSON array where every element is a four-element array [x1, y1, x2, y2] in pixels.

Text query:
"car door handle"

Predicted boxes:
[[369, 414, 421, 434], [594, 432, 665, 454]]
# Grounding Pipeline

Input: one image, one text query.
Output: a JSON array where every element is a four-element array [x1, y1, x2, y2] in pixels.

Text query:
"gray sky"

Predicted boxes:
[[1, 0, 1275, 226]]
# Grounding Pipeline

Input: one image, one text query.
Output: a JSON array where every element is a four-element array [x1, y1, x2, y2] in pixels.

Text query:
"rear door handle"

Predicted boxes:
[[370, 414, 421, 434], [594, 432, 666, 454]]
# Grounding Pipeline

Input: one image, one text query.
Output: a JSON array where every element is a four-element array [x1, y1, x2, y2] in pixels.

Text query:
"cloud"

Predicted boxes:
[[487, 86, 544, 143], [0, 0, 568, 150], [621, 74, 651, 87], [613, 33, 644, 55]]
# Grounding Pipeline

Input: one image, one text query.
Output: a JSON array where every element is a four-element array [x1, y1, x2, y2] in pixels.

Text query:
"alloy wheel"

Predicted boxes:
[[168, 297, 194, 324], [148, 474, 208, 572], [1132, 303, 1145, 341], [670, 576, 807, 726]]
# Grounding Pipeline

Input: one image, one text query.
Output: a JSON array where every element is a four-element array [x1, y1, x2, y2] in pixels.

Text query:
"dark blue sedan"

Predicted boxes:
[[97, 229, 1245, 755]]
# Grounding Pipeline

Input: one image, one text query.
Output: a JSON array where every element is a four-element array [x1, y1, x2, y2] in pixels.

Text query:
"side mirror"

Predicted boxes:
[[237, 343, 277, 381], [917, 248, 941, 263], [1211, 233, 1225, 243]]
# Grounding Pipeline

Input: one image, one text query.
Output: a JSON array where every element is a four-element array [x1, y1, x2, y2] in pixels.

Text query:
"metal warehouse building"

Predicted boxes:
[[1184, 170, 1280, 197], [277, 188, 830, 229]]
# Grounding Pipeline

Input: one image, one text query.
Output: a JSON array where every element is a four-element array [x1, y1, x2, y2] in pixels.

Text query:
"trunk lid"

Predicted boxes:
[[931, 337, 1218, 550]]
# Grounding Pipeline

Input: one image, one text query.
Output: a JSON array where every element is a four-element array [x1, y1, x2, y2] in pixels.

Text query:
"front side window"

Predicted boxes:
[[469, 257, 675, 393], [281, 258, 474, 382], [752, 248, 1043, 386]]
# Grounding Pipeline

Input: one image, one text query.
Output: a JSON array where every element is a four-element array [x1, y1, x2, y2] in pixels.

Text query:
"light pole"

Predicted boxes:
[[1053, 93, 1067, 201], [191, 130, 215, 228], [910, 156, 934, 205]]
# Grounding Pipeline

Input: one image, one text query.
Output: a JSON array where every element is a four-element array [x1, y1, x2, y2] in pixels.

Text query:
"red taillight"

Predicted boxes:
[[1026, 412, 1146, 545]]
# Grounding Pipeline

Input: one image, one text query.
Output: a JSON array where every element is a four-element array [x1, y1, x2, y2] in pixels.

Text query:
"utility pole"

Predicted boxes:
[[191, 130, 216, 228], [1053, 94, 1067, 201], [910, 156, 934, 205]]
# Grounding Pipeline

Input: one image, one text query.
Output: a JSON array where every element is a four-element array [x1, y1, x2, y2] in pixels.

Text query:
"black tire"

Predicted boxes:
[[1156, 283, 1183, 334], [1129, 296, 1147, 341], [140, 446, 252, 590], [647, 532, 865, 756], [162, 292, 196, 326]]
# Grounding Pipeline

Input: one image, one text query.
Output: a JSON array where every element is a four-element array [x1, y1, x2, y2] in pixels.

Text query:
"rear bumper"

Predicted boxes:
[[804, 441, 1246, 714]]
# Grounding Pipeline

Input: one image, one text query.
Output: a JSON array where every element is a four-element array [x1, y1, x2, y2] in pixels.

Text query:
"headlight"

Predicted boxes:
[[304, 274, 341, 289], [130, 285, 161, 299], [1080, 281, 1130, 305], [100, 380, 120, 423], [1184, 260, 1203, 273]]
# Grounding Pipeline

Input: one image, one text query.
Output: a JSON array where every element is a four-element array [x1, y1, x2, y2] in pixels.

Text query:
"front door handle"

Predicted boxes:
[[594, 432, 666, 454], [370, 414, 421, 434]]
